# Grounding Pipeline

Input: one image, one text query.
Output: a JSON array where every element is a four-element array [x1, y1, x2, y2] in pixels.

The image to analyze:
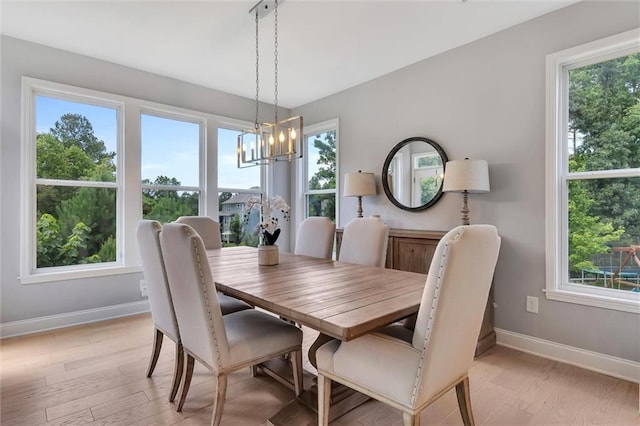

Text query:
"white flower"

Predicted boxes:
[[245, 195, 290, 244]]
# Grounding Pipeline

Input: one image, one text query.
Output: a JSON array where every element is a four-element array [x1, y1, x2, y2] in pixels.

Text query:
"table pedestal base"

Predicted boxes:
[[260, 333, 371, 425], [267, 380, 370, 426]]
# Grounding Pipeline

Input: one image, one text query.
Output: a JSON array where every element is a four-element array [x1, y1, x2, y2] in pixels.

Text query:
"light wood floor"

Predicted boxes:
[[1, 313, 637, 426]]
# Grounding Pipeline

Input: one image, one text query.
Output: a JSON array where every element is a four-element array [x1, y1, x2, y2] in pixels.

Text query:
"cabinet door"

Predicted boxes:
[[393, 238, 439, 274]]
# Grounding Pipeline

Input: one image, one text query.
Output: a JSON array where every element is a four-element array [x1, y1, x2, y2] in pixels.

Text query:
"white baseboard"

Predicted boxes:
[[0, 300, 150, 339], [495, 328, 640, 384]]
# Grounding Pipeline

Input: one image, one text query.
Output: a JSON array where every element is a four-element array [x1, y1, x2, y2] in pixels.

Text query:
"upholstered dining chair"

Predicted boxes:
[[175, 216, 252, 314], [316, 225, 501, 426], [338, 217, 389, 267], [136, 220, 252, 403], [175, 215, 222, 250], [160, 223, 304, 424], [136, 220, 184, 402], [294, 216, 336, 259]]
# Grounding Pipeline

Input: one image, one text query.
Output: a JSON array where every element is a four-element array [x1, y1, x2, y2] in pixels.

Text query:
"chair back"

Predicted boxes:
[[411, 225, 500, 406], [160, 223, 230, 371], [295, 217, 336, 259], [136, 220, 180, 341], [339, 217, 389, 267], [175, 216, 222, 250]]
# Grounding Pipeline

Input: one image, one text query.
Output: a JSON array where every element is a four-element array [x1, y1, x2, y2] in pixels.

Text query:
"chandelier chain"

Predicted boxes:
[[254, 9, 260, 130], [273, 0, 279, 123]]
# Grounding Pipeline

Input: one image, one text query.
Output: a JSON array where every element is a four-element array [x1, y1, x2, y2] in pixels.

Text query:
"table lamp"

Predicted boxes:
[[344, 170, 377, 218], [443, 158, 490, 225]]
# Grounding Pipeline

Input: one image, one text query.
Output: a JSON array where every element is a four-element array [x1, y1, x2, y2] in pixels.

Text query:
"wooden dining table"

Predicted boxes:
[[206, 246, 428, 424]]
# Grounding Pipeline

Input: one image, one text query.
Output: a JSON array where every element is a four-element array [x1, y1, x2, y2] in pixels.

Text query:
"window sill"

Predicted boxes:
[[544, 288, 640, 314], [20, 265, 143, 284]]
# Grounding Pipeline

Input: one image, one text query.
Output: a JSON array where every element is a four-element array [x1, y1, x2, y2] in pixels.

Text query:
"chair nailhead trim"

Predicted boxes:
[[409, 229, 463, 406], [192, 230, 223, 368]]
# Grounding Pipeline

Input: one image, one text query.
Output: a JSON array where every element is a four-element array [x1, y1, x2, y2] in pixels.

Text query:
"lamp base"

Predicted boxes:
[[460, 191, 470, 226], [356, 195, 364, 218]]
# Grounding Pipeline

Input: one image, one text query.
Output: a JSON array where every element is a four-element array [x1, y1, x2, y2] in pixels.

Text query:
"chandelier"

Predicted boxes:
[[237, 0, 303, 168]]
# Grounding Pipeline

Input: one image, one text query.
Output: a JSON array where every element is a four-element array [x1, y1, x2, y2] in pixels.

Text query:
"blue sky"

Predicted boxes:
[[36, 95, 261, 190], [35, 95, 326, 192], [36, 96, 118, 153]]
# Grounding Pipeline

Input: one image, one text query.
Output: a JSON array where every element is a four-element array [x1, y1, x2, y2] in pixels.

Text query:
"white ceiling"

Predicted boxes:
[[1, 0, 578, 108]]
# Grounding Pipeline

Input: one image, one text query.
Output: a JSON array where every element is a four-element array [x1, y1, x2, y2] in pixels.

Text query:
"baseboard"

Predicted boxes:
[[495, 328, 640, 384], [0, 300, 150, 339]]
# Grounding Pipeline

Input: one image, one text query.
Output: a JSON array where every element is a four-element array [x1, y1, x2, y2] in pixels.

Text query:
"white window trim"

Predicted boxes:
[[293, 118, 340, 237], [20, 77, 257, 284], [21, 80, 127, 284], [140, 107, 207, 206], [545, 28, 640, 314]]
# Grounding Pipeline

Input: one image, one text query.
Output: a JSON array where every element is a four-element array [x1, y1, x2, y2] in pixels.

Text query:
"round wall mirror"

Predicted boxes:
[[382, 137, 448, 212]]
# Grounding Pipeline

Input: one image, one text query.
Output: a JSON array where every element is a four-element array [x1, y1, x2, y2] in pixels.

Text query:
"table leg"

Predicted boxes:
[[267, 333, 370, 426], [307, 333, 334, 369]]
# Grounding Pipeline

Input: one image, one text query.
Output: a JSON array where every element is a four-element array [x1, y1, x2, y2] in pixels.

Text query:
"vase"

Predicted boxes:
[[258, 244, 279, 266]]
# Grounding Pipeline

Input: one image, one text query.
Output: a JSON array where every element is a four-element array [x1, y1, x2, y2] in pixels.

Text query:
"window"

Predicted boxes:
[[141, 113, 202, 223], [217, 127, 263, 247], [31, 94, 121, 270], [412, 152, 444, 206], [545, 29, 640, 313], [21, 78, 256, 283], [299, 119, 338, 223]]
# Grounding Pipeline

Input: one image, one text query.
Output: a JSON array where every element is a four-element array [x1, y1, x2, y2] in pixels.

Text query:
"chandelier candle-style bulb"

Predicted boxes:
[[269, 135, 274, 158]]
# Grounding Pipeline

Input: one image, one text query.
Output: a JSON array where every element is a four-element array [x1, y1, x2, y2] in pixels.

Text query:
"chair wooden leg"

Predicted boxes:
[[317, 374, 331, 426], [176, 353, 195, 412], [146, 328, 163, 377], [211, 374, 228, 426], [455, 376, 475, 426], [168, 342, 184, 402], [291, 349, 303, 397], [251, 365, 259, 377], [403, 412, 419, 426]]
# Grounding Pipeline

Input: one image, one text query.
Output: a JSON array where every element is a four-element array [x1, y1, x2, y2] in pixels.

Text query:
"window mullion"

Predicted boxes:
[[567, 169, 640, 180], [36, 179, 119, 188]]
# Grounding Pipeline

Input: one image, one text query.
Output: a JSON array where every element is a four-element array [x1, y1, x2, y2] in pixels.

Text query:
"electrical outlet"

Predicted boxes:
[[526, 296, 538, 314], [140, 279, 148, 297]]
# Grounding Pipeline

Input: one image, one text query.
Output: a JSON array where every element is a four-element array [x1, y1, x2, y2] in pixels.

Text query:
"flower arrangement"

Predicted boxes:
[[245, 195, 290, 246]]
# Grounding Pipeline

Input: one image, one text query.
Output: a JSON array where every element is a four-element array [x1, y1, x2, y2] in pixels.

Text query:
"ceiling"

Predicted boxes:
[[1, 0, 579, 108]]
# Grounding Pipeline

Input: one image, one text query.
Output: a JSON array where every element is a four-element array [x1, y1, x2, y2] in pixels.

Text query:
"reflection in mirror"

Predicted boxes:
[[382, 137, 448, 211]]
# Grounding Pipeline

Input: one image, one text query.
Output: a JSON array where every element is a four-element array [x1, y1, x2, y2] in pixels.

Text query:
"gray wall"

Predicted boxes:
[[2, 2, 638, 362], [0, 36, 283, 323], [292, 1, 640, 361]]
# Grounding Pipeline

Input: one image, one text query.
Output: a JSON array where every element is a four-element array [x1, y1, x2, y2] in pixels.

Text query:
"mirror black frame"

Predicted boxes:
[[381, 136, 448, 212]]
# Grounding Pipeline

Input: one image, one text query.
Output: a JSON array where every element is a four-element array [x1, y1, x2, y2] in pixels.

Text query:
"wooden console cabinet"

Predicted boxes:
[[335, 227, 495, 356]]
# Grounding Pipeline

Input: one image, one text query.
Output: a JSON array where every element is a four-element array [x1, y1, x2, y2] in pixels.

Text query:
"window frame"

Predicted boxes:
[[294, 118, 339, 232], [545, 28, 640, 313], [20, 77, 258, 284], [22, 81, 126, 282], [216, 124, 266, 246], [140, 108, 206, 217]]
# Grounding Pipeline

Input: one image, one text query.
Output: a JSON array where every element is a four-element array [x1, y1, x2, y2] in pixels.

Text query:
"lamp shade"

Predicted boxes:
[[443, 159, 490, 193], [344, 171, 377, 197]]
